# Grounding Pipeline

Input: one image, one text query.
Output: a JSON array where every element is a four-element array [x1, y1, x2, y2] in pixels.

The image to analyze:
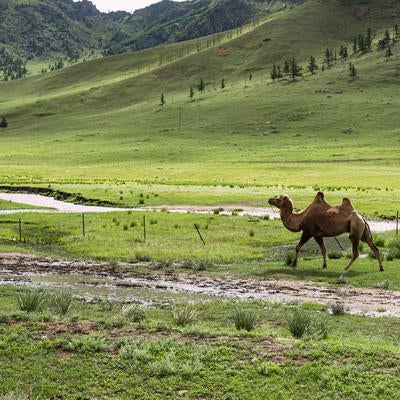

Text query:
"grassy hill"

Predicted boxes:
[[0, 0, 400, 215]]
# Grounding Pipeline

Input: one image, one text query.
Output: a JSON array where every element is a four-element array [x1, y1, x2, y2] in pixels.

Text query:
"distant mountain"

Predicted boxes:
[[0, 0, 302, 61]]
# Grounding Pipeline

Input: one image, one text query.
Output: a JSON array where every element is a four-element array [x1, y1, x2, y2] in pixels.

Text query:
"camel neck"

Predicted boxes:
[[280, 208, 302, 232]]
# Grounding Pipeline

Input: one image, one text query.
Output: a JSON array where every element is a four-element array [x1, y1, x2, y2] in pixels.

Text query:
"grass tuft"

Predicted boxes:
[[16, 290, 45, 313], [231, 306, 257, 332], [172, 305, 198, 327]]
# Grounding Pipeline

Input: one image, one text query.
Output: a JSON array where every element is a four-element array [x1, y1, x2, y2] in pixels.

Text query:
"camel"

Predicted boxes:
[[268, 192, 384, 272]]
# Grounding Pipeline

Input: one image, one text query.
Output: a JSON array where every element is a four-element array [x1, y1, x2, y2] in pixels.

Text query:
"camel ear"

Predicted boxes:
[[283, 196, 288, 200]]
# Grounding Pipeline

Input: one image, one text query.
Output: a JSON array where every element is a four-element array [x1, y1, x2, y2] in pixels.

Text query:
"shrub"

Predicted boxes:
[[119, 342, 150, 363], [150, 219, 158, 225], [335, 275, 348, 285], [249, 229, 255, 238], [285, 253, 295, 266], [329, 303, 346, 316], [49, 290, 73, 316], [213, 208, 224, 215], [130, 221, 137, 228], [310, 316, 329, 339], [375, 280, 390, 290], [122, 304, 146, 323], [231, 306, 257, 332], [63, 335, 106, 353], [134, 253, 151, 262], [258, 362, 283, 377], [123, 224, 128, 231], [16, 290, 45, 313], [374, 236, 385, 247], [388, 239, 400, 260], [99, 315, 125, 329], [149, 355, 177, 377], [287, 309, 311, 338], [172, 305, 198, 327], [328, 251, 342, 260]]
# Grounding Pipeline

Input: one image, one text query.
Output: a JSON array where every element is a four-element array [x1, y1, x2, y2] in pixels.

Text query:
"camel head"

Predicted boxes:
[[268, 195, 293, 211]]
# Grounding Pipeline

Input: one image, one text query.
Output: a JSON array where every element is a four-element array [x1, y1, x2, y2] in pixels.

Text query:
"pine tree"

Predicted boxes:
[[198, 78, 205, 93], [283, 60, 290, 76], [0, 116, 8, 128], [385, 45, 393, 59], [289, 57, 303, 81], [276, 65, 283, 79], [366, 28, 373, 51], [324, 48, 332, 67], [221, 78, 225, 89], [249, 73, 253, 81], [189, 87, 195, 100], [343, 46, 348, 58], [349, 63, 357, 79], [307, 56, 318, 75], [353, 36, 358, 54], [271, 64, 278, 81], [160, 93, 165, 106]]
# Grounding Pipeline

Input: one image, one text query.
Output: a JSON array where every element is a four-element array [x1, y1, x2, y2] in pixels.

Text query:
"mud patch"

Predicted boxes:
[[1, 253, 400, 319]]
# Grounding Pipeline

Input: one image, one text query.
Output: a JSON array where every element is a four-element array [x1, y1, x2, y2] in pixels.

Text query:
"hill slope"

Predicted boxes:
[[0, 0, 301, 61], [0, 0, 399, 198]]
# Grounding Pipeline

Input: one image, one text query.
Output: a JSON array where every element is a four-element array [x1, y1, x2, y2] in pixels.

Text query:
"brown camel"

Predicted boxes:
[[268, 192, 383, 272]]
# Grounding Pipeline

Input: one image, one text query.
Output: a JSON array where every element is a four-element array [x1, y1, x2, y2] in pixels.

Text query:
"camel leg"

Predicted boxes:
[[292, 232, 312, 267], [361, 231, 384, 272], [314, 236, 327, 269], [344, 236, 360, 270]]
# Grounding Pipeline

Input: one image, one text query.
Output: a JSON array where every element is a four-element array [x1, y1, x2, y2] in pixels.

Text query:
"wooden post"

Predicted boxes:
[[82, 213, 85, 237], [18, 219, 22, 242], [397, 211, 399, 236], [178, 107, 182, 134], [143, 215, 147, 242], [194, 224, 206, 246]]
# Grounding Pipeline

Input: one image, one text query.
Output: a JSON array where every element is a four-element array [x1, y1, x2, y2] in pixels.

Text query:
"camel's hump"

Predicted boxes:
[[341, 198, 355, 209]]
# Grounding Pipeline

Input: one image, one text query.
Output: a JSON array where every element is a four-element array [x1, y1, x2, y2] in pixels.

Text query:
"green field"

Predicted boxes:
[[1, 285, 400, 399], [0, 0, 400, 204]]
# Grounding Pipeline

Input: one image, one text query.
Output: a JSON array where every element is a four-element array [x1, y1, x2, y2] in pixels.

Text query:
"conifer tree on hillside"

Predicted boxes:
[[276, 65, 283, 79], [307, 56, 318, 75], [289, 57, 303, 81], [198, 78, 205, 93], [0, 116, 8, 129], [249, 73, 253, 81], [189, 87, 194, 100], [324, 48, 332, 67], [160, 93, 165, 106], [366, 28, 373, 51], [349, 62, 357, 79], [283, 60, 290, 76], [221, 78, 225, 89], [352, 36, 358, 54], [385, 45, 393, 59], [271, 64, 278, 81]]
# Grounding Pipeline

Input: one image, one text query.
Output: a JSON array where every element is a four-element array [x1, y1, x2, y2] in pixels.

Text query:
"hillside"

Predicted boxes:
[[0, 0, 300, 63], [0, 0, 400, 200]]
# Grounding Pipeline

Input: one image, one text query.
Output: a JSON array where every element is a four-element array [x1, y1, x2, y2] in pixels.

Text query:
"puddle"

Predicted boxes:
[[1, 253, 399, 318]]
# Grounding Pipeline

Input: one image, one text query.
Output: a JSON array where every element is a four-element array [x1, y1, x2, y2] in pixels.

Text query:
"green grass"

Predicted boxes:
[[0, 0, 399, 204], [0, 199, 42, 210], [0, 285, 400, 399]]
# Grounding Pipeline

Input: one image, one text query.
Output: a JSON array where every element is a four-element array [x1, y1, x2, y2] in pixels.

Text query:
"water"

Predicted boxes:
[[0, 192, 396, 232]]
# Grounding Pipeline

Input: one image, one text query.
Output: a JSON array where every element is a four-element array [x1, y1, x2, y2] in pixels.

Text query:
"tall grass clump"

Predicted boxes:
[[329, 303, 346, 316], [16, 290, 45, 313], [172, 305, 198, 327], [388, 239, 400, 260], [49, 290, 73, 315], [286, 309, 311, 338], [231, 306, 257, 332], [122, 304, 146, 322]]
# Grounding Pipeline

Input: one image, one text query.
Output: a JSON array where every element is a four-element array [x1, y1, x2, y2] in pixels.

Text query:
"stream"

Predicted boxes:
[[0, 192, 397, 232]]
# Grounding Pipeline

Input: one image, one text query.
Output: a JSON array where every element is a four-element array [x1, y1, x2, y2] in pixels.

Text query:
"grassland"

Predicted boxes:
[[0, 210, 398, 289], [0, 0, 399, 204], [0, 285, 400, 399]]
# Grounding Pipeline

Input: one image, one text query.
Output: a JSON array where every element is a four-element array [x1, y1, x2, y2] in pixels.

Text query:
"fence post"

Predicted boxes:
[[82, 213, 85, 237], [143, 215, 147, 242], [18, 218, 22, 242], [194, 224, 206, 246], [396, 211, 399, 236]]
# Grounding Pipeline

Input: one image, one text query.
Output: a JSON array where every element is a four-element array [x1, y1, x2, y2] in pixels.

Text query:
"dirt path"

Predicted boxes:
[[1, 253, 399, 318]]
